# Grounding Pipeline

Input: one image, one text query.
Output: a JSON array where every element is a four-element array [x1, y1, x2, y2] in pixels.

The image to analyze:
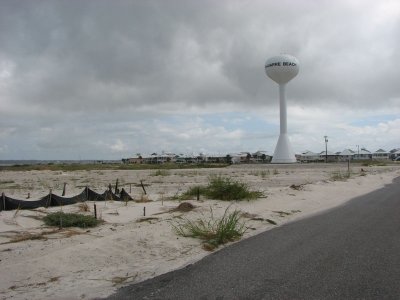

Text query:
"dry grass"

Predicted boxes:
[[136, 217, 159, 223], [171, 202, 196, 212], [9, 232, 48, 243], [2, 228, 83, 244], [273, 210, 301, 217], [134, 194, 152, 203], [78, 202, 90, 212], [290, 184, 304, 190]]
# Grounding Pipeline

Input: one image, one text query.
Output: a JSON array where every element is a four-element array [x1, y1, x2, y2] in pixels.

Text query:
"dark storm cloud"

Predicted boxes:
[[1, 0, 399, 115]]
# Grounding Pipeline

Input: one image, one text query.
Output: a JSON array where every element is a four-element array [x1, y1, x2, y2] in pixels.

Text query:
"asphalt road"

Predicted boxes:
[[104, 176, 400, 300]]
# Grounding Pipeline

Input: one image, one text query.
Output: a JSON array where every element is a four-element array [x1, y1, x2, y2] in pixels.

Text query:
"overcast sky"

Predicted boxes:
[[0, 0, 399, 160]]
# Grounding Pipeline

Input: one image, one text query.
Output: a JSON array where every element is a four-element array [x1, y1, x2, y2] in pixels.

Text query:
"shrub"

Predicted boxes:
[[173, 207, 247, 250], [179, 185, 208, 200], [43, 212, 100, 228], [177, 176, 262, 201], [205, 176, 262, 201]]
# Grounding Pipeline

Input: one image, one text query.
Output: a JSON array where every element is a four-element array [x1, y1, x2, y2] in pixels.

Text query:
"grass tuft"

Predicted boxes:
[[78, 202, 90, 212], [43, 212, 100, 228], [172, 207, 247, 251], [151, 169, 170, 176], [179, 176, 262, 201], [330, 171, 351, 181], [177, 185, 207, 200]]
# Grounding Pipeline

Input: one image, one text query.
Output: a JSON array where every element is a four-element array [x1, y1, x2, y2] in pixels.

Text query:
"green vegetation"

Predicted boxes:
[[43, 212, 100, 228], [0, 163, 229, 172], [330, 171, 351, 181], [151, 169, 170, 176], [360, 160, 387, 166], [178, 176, 263, 201], [0, 180, 15, 185], [249, 170, 269, 178], [178, 185, 208, 200], [173, 207, 247, 251]]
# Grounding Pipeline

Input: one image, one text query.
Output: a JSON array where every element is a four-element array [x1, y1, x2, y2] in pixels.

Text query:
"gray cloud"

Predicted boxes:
[[0, 0, 399, 159]]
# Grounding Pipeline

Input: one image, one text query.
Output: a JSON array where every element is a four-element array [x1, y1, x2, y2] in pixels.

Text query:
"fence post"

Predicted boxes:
[[348, 159, 350, 174], [2, 192, 5, 211], [140, 180, 147, 195], [62, 182, 67, 196], [115, 179, 119, 194], [46, 189, 52, 208]]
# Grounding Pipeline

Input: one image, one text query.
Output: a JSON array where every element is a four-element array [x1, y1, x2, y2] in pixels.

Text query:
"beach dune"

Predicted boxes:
[[0, 164, 399, 300]]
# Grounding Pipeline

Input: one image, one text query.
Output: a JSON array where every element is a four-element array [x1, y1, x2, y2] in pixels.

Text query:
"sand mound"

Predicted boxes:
[[173, 202, 195, 212]]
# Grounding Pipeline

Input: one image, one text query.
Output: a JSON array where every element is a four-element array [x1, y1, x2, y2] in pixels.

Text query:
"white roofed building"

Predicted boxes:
[[353, 148, 372, 160], [372, 149, 390, 160], [319, 150, 338, 162], [339, 149, 355, 161], [300, 150, 321, 162]]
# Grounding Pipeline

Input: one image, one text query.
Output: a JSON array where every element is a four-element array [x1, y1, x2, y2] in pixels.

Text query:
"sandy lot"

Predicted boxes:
[[1, 163, 399, 300]]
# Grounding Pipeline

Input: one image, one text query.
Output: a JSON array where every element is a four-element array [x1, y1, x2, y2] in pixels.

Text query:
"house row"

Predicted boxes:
[[122, 148, 400, 165], [122, 151, 272, 165], [299, 148, 400, 162]]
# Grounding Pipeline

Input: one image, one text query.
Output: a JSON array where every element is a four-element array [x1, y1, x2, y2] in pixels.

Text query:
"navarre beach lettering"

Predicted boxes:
[[266, 61, 296, 68]]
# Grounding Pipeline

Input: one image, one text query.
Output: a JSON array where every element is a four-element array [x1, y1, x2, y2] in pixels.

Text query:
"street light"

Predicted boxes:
[[324, 136, 328, 163]]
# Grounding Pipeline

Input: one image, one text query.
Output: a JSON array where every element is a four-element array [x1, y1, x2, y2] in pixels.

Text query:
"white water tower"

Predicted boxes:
[[265, 54, 299, 163]]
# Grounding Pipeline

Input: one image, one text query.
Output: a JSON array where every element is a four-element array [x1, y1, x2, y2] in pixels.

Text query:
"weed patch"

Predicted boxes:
[[151, 169, 170, 176], [330, 171, 351, 181], [361, 160, 386, 167], [78, 202, 90, 212], [179, 176, 262, 201], [43, 212, 100, 228]]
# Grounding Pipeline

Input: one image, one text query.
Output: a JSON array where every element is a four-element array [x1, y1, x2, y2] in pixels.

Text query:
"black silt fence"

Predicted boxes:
[[0, 187, 133, 211]]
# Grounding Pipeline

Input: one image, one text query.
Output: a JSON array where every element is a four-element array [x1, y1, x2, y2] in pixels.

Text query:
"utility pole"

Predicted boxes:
[[357, 145, 360, 160], [324, 136, 328, 163]]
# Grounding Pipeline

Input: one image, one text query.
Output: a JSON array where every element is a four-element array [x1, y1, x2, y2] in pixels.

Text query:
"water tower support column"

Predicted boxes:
[[279, 84, 287, 135], [271, 83, 296, 163]]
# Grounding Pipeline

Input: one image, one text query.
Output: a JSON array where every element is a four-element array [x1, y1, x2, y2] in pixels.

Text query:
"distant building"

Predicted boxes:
[[391, 149, 400, 160], [372, 149, 390, 160], [339, 149, 355, 161], [389, 149, 400, 160], [299, 150, 321, 163], [123, 146, 399, 165], [319, 150, 338, 162], [252, 151, 271, 163], [353, 148, 372, 160]]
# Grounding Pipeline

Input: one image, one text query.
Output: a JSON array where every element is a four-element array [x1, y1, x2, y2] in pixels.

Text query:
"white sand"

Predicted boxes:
[[0, 164, 399, 300]]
